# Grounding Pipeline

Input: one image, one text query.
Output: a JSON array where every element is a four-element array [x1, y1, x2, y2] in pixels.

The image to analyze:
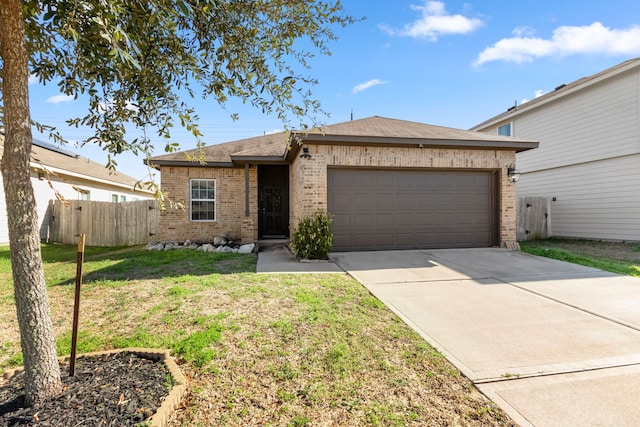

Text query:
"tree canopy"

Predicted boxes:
[[6, 0, 355, 166], [0, 0, 354, 404]]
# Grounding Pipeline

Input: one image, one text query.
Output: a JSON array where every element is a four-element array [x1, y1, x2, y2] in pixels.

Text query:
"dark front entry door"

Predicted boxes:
[[258, 165, 289, 238], [260, 185, 288, 237]]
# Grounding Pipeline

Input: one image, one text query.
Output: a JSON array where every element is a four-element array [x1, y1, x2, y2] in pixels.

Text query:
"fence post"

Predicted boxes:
[[69, 233, 85, 376]]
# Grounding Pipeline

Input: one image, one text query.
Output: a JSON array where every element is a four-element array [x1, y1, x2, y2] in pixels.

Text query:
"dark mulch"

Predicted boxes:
[[0, 352, 171, 426]]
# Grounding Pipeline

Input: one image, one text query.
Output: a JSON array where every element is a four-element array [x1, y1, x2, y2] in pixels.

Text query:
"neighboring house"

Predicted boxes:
[[149, 116, 537, 251], [0, 131, 154, 244], [471, 58, 640, 241]]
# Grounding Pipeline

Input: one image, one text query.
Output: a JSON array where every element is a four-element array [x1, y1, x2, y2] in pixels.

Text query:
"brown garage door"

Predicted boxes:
[[328, 168, 498, 251]]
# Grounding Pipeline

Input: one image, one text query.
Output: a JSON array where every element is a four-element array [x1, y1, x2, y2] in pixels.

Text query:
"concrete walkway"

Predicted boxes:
[[256, 245, 343, 274], [330, 248, 640, 427]]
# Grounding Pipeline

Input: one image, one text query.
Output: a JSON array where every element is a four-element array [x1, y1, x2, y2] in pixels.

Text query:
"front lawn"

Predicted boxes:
[[0, 244, 512, 426]]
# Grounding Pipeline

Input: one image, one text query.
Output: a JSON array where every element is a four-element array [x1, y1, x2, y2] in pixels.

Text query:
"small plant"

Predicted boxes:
[[290, 212, 333, 260]]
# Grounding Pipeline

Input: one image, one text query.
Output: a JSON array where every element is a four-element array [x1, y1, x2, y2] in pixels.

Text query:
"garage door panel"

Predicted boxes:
[[416, 213, 436, 226], [328, 168, 498, 251], [353, 234, 375, 247], [353, 213, 374, 227], [376, 193, 394, 207], [372, 213, 393, 226], [332, 213, 352, 228], [393, 213, 415, 225], [353, 193, 374, 207], [332, 194, 352, 210], [395, 194, 417, 209]]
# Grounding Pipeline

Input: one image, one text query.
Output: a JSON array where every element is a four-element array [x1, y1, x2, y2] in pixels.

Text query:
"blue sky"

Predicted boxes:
[[27, 0, 640, 180]]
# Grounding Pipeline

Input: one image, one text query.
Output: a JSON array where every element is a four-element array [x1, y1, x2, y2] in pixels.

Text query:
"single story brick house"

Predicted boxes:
[[149, 116, 538, 251]]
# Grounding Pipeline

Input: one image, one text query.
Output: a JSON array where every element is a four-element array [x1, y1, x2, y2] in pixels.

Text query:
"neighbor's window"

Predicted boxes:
[[498, 123, 512, 136], [80, 189, 91, 201], [112, 194, 118, 203], [190, 179, 216, 221]]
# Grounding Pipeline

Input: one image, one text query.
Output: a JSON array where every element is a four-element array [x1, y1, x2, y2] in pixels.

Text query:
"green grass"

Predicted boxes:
[[0, 244, 510, 426], [521, 239, 640, 278]]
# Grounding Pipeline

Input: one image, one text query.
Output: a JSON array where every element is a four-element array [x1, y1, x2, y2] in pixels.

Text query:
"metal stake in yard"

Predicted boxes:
[[69, 233, 85, 376]]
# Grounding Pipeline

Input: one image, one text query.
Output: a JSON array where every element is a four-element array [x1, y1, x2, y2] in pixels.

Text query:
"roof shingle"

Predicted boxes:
[[149, 116, 538, 167]]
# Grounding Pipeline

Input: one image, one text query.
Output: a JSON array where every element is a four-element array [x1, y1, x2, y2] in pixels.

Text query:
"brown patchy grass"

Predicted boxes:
[[0, 245, 514, 426]]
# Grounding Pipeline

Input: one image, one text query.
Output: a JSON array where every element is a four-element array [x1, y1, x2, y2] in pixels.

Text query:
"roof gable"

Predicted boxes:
[[471, 57, 640, 131]]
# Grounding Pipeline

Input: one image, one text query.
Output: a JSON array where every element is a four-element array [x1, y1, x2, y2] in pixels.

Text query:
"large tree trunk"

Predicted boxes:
[[0, 0, 62, 404]]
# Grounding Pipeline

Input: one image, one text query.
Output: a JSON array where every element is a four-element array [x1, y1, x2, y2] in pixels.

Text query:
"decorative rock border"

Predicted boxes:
[[147, 240, 256, 254], [2, 348, 187, 427]]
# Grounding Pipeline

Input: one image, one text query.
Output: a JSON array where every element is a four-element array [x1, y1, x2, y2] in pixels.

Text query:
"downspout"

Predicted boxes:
[[244, 163, 250, 217]]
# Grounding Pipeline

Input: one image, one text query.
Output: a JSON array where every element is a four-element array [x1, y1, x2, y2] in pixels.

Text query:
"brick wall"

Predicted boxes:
[[158, 165, 257, 242], [160, 144, 518, 245], [290, 144, 517, 245]]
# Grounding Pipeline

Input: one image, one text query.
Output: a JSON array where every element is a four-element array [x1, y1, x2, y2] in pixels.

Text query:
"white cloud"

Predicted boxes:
[[475, 22, 640, 66], [521, 89, 547, 104], [28, 75, 38, 85], [124, 100, 139, 113], [46, 94, 74, 104], [512, 26, 535, 37], [383, 1, 484, 41], [352, 79, 387, 94], [97, 99, 139, 113]]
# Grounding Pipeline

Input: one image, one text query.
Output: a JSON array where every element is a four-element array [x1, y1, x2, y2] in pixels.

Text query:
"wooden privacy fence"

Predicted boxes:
[[517, 196, 552, 241], [48, 199, 160, 247]]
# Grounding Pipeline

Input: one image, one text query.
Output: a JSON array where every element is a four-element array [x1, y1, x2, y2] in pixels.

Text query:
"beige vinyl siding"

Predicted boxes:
[[516, 69, 640, 172], [517, 154, 640, 241]]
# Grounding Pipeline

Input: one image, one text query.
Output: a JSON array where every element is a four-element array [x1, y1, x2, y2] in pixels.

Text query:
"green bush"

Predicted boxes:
[[290, 212, 333, 260]]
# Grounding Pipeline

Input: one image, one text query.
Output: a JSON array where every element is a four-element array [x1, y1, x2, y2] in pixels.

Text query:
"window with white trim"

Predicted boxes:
[[190, 179, 216, 221], [498, 123, 512, 136]]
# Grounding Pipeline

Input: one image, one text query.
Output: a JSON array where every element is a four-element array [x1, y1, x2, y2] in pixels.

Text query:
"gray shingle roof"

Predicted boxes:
[[0, 132, 147, 190], [30, 141, 145, 188], [149, 116, 538, 167], [302, 116, 534, 142]]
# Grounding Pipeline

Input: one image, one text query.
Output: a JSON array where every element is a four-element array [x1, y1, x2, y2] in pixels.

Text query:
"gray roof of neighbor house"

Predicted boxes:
[[0, 131, 148, 191], [471, 57, 640, 131], [149, 116, 539, 168]]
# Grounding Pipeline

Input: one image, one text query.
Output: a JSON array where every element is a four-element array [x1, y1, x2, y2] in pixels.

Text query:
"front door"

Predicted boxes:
[[260, 185, 288, 237], [258, 165, 289, 238]]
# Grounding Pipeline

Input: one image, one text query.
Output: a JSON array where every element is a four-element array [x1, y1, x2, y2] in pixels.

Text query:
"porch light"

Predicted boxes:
[[300, 147, 312, 159], [507, 164, 520, 183]]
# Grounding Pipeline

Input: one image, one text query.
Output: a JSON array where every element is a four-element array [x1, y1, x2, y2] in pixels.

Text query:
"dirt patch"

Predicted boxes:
[[0, 352, 170, 426]]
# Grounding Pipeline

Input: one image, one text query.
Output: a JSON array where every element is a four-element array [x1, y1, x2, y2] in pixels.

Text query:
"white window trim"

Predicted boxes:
[[190, 178, 216, 222]]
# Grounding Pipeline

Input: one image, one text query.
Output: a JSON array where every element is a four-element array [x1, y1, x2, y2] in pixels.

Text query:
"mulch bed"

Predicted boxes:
[[0, 352, 171, 426]]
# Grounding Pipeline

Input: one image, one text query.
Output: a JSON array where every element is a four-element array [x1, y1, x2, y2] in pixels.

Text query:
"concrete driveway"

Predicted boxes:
[[330, 248, 640, 427]]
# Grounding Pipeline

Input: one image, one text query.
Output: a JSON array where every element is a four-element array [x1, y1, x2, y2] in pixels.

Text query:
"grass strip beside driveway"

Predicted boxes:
[[0, 244, 513, 426], [521, 238, 640, 278]]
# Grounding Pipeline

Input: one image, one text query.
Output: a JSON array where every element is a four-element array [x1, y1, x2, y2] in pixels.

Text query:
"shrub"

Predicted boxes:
[[290, 212, 333, 260]]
